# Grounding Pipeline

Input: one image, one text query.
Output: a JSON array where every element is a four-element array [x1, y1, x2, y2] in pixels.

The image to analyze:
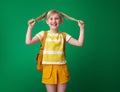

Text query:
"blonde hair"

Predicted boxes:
[[34, 10, 78, 22]]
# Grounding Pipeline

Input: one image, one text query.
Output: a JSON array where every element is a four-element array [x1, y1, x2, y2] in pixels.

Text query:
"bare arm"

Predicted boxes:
[[25, 19, 40, 45], [68, 20, 85, 46]]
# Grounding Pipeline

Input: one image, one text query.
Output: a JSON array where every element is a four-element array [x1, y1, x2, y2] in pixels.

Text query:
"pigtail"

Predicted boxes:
[[29, 12, 47, 24], [60, 12, 78, 22], [35, 12, 48, 21]]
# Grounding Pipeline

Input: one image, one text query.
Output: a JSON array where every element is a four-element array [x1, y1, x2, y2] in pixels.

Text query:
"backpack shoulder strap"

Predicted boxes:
[[40, 31, 47, 50], [61, 32, 66, 42], [61, 32, 66, 56]]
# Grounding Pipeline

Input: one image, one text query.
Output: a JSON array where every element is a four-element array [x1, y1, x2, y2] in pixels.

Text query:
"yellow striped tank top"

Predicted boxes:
[[36, 30, 71, 64]]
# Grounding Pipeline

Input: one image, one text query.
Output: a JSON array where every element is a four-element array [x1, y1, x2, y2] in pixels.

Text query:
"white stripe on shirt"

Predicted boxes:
[[46, 38, 64, 42], [42, 60, 66, 64], [43, 50, 64, 54], [48, 33, 61, 36]]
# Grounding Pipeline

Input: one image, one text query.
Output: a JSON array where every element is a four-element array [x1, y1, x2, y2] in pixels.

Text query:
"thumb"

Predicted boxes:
[[28, 19, 36, 25]]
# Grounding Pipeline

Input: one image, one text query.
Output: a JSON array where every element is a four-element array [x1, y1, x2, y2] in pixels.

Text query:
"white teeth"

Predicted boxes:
[[51, 24, 57, 26]]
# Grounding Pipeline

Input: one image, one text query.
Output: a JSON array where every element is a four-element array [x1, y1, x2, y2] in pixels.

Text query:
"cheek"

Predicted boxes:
[[57, 20, 61, 24], [46, 20, 51, 25]]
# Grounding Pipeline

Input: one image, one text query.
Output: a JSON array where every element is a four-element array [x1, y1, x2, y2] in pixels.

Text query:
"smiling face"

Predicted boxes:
[[46, 13, 62, 31]]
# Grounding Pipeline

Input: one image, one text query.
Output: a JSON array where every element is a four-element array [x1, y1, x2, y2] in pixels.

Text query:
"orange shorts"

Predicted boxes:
[[42, 64, 70, 84]]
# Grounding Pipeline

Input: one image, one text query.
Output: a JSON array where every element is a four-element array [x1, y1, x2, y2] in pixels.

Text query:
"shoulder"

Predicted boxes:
[[61, 32, 70, 36], [61, 32, 66, 37], [37, 30, 45, 35], [35, 30, 46, 40], [61, 32, 72, 42], [36, 30, 49, 36]]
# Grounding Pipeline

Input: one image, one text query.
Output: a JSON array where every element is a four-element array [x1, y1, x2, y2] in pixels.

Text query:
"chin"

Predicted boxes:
[[51, 27, 58, 30]]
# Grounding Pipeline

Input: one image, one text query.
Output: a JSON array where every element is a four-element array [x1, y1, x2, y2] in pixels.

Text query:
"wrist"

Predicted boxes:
[[80, 27, 84, 31], [28, 25, 33, 30]]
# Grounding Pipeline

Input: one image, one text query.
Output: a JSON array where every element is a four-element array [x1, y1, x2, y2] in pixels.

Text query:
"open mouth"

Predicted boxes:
[[51, 23, 57, 26]]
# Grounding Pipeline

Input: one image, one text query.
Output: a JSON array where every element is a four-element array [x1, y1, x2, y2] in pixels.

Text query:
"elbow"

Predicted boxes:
[[26, 42, 30, 45], [25, 41, 31, 45], [78, 42, 84, 47]]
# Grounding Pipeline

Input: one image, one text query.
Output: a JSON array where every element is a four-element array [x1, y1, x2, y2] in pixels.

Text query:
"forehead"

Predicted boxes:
[[49, 13, 60, 17], [47, 13, 61, 19]]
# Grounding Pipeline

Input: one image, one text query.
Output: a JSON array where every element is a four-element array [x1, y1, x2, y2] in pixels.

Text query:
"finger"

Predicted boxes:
[[78, 20, 80, 23], [80, 20, 84, 24], [29, 20, 34, 24], [28, 19, 35, 24]]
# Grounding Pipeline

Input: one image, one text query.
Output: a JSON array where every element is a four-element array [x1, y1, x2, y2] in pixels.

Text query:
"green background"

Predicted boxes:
[[0, 0, 120, 92]]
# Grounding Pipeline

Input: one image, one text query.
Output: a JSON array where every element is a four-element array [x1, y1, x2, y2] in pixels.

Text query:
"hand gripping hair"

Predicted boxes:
[[30, 10, 78, 24]]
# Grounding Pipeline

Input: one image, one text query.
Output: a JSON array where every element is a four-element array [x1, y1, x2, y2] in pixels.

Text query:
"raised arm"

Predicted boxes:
[[25, 19, 40, 45], [68, 20, 85, 46]]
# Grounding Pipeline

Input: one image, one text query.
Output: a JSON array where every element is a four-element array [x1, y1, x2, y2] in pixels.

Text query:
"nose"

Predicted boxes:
[[52, 19, 56, 22]]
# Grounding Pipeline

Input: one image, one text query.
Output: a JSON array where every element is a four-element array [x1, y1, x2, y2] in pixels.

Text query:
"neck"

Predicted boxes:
[[50, 29, 59, 33]]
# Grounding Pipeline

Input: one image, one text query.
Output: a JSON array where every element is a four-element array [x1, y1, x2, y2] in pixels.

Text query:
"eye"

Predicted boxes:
[[55, 17, 60, 20], [50, 18, 53, 20]]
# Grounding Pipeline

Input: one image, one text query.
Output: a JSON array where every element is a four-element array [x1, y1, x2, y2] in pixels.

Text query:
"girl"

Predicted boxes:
[[26, 10, 84, 92]]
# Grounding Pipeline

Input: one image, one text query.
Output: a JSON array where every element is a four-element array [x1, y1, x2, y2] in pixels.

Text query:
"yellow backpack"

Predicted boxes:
[[36, 31, 66, 72]]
